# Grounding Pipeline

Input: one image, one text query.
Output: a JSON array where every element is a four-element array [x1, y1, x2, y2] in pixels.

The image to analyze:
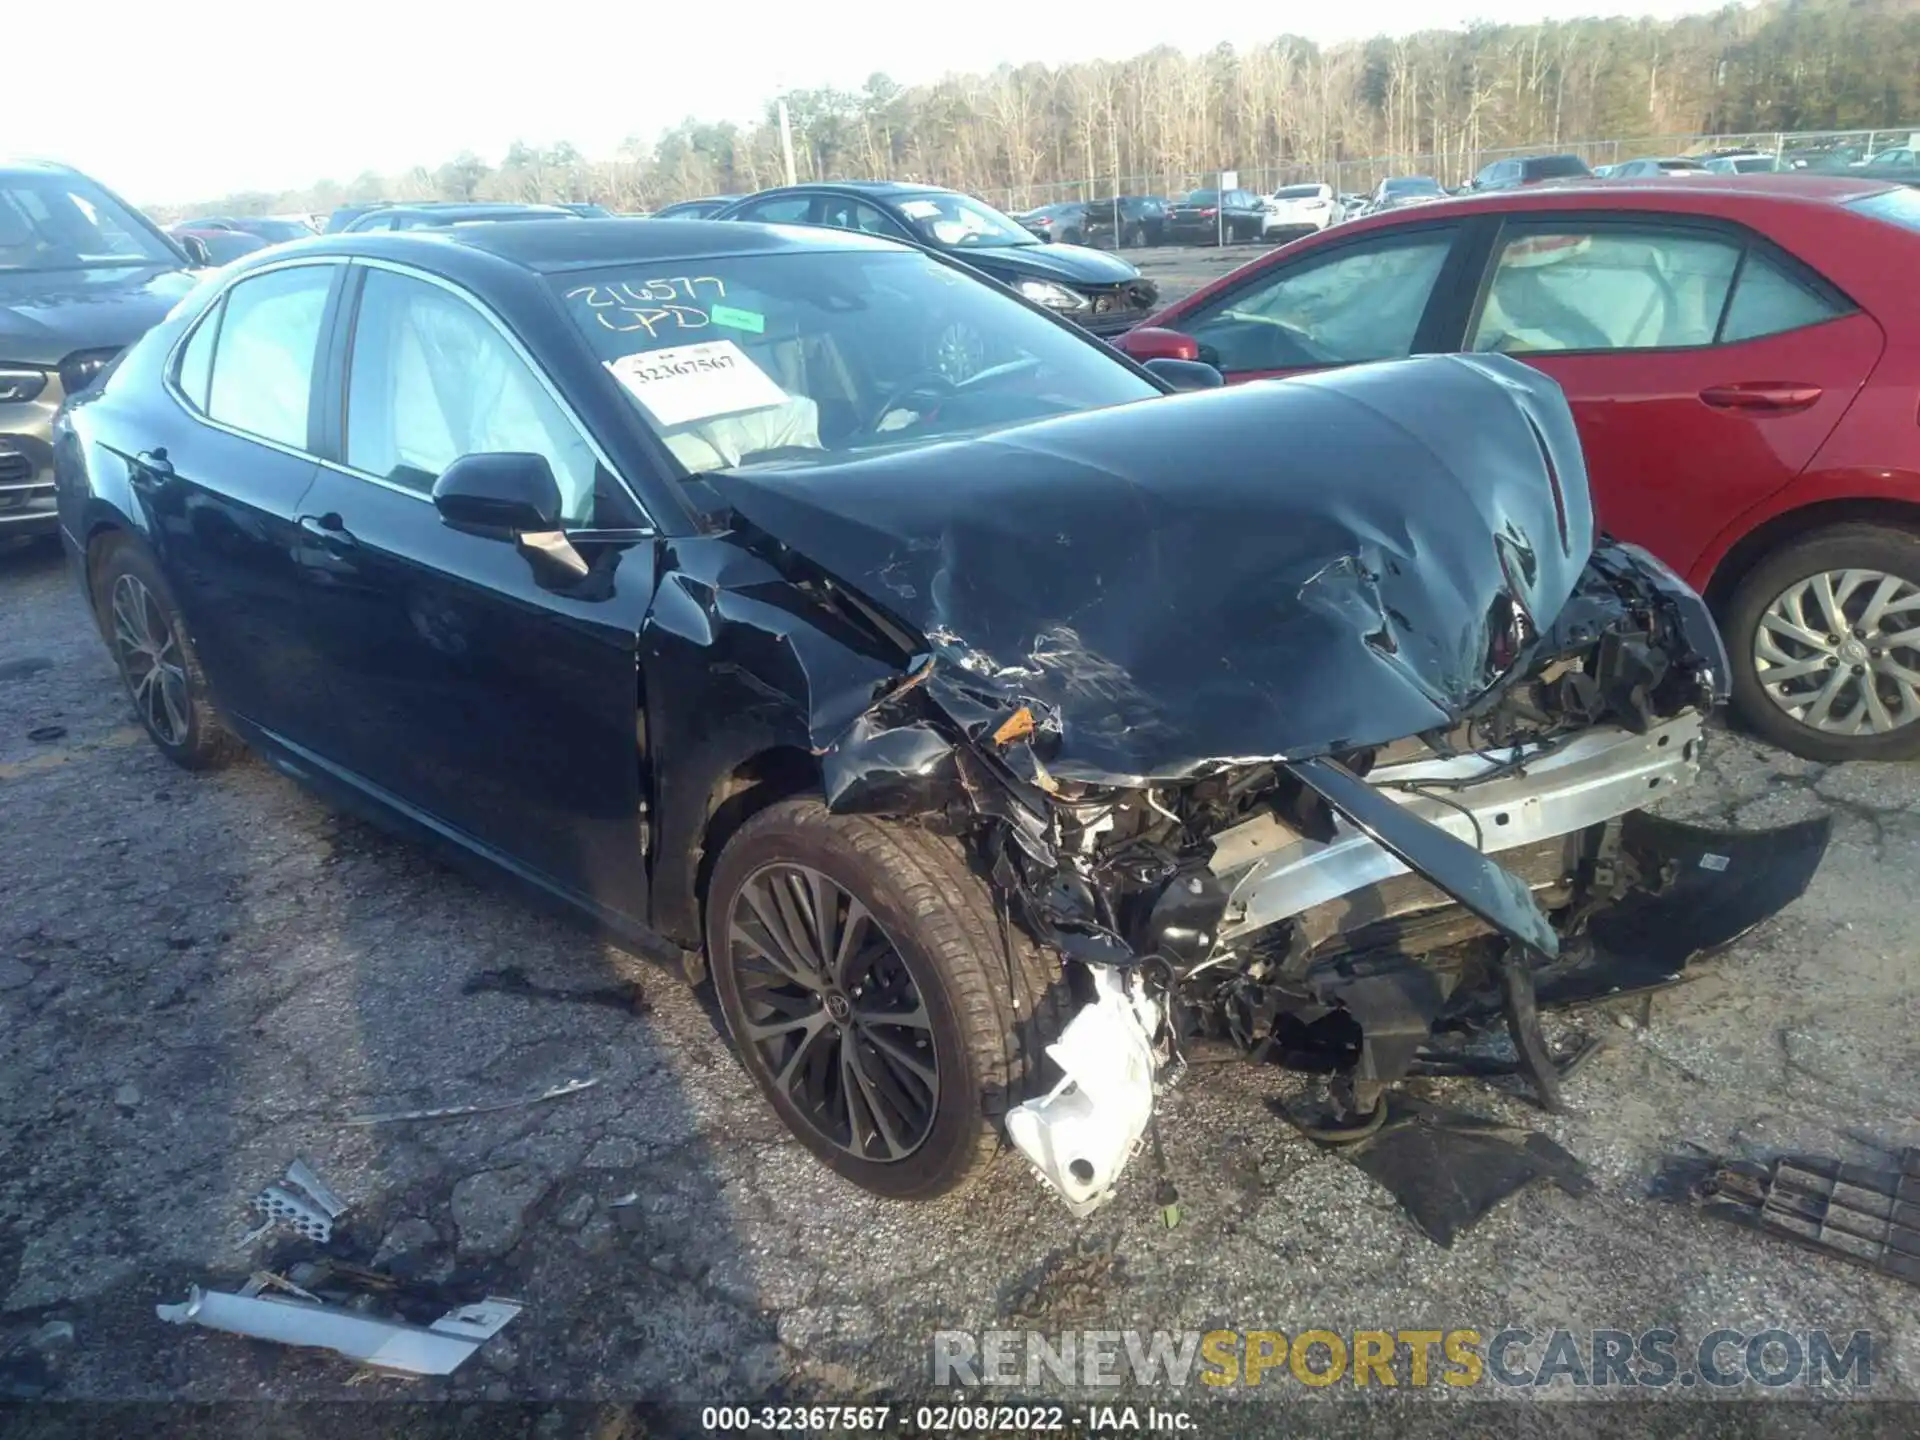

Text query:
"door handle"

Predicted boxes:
[[1699, 382, 1823, 414], [298, 513, 357, 552], [129, 448, 174, 488]]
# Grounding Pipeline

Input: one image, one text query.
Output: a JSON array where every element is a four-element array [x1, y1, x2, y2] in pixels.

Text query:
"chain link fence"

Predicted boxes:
[[984, 125, 1920, 214]]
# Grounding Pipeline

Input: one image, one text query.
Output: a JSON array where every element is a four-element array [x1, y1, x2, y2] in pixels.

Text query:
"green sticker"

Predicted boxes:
[[710, 304, 765, 334]]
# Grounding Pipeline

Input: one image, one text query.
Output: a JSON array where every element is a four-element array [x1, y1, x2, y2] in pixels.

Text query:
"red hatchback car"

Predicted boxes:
[[1121, 176, 1920, 762]]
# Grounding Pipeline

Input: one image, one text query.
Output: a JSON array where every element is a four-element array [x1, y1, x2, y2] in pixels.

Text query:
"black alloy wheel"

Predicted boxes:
[[705, 799, 1068, 1199], [92, 538, 240, 770]]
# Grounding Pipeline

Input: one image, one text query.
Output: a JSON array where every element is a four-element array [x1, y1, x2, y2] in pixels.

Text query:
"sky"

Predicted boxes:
[[23, 0, 1730, 204]]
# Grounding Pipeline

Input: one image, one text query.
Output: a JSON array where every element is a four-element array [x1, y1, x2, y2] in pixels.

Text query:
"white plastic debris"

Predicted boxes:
[[155, 1284, 521, 1376], [251, 1158, 349, 1245], [1005, 966, 1160, 1216]]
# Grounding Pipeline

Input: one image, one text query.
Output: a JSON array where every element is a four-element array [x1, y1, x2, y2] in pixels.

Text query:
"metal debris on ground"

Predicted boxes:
[[1654, 1146, 1920, 1285], [251, 1157, 350, 1244], [1276, 1094, 1593, 1247], [155, 1268, 522, 1377], [343, 1076, 598, 1126]]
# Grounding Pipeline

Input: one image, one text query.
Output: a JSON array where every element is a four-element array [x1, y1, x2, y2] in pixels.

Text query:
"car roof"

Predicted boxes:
[[1350, 172, 1897, 221], [741, 181, 952, 203], [291, 217, 911, 273], [0, 158, 81, 178]]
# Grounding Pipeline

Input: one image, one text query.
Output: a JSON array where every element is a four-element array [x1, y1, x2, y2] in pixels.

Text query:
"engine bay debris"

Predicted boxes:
[[695, 355, 1835, 1217], [1654, 1147, 1920, 1286]]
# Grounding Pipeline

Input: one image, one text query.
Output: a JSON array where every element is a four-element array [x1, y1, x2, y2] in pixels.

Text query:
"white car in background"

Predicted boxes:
[[1261, 183, 1345, 239]]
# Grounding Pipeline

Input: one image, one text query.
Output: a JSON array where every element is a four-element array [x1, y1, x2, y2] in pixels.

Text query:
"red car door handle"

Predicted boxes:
[[1699, 382, 1823, 413]]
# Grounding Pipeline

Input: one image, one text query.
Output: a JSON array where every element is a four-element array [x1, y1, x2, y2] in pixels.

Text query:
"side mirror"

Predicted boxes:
[[179, 234, 214, 268], [433, 453, 590, 583], [1117, 326, 1201, 363], [432, 452, 562, 534], [1142, 357, 1224, 392]]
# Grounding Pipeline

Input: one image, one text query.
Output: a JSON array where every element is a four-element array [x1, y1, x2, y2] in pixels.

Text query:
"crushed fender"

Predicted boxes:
[[1278, 1093, 1593, 1246], [1653, 1147, 1920, 1286]]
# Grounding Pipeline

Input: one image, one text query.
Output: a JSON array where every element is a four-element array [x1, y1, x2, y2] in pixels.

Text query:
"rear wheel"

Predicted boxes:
[[92, 538, 241, 770], [1725, 524, 1920, 761], [705, 799, 1067, 1200]]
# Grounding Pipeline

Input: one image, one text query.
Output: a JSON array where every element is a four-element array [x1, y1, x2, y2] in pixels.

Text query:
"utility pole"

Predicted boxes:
[[778, 99, 798, 187]]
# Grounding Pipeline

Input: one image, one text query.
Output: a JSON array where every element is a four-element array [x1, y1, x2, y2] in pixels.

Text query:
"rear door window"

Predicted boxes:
[[1471, 226, 1739, 352], [205, 265, 333, 447], [1469, 223, 1849, 353], [1719, 251, 1850, 342]]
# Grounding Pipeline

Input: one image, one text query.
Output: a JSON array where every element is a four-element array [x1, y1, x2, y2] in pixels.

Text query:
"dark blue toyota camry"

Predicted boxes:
[[50, 217, 1823, 1217]]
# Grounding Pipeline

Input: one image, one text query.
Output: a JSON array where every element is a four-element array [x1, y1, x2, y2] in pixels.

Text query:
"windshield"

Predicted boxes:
[[0, 173, 177, 271], [557, 249, 1158, 473], [1274, 185, 1327, 200], [1383, 177, 1441, 195], [1851, 187, 1920, 233], [1180, 190, 1220, 206], [893, 193, 1036, 250]]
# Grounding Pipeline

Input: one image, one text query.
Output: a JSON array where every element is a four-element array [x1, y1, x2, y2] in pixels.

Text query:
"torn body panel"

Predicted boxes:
[[688, 356, 1829, 1215]]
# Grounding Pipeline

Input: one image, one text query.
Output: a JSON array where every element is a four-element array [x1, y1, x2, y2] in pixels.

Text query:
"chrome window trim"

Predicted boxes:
[[161, 255, 347, 469], [340, 257, 654, 531]]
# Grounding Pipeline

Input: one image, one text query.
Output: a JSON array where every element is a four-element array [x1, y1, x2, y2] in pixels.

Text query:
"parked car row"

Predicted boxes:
[[703, 183, 1160, 339], [1012, 197, 1166, 248]]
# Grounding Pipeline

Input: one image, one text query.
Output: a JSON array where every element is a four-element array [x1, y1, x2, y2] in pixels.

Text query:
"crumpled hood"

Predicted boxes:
[[0, 265, 197, 365], [707, 353, 1593, 785], [954, 242, 1142, 288]]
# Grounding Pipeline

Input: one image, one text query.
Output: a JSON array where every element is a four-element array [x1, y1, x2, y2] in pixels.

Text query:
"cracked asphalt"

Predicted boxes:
[[4, 253, 1919, 1426]]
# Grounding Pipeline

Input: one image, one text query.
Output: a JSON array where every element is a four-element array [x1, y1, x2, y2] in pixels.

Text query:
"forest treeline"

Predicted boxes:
[[167, 0, 1920, 218]]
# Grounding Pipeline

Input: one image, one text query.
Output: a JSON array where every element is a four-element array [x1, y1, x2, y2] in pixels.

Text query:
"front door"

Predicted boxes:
[[291, 263, 658, 919], [1461, 217, 1885, 577]]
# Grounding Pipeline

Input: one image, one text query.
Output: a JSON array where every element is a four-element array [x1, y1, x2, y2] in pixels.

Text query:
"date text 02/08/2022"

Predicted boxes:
[[699, 1404, 1197, 1432]]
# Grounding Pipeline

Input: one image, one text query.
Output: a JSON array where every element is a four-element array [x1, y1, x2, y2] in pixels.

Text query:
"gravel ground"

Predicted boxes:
[[4, 272, 1919, 1426]]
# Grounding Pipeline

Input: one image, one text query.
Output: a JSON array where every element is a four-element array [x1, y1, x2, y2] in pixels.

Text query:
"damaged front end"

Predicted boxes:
[[704, 353, 1831, 1216]]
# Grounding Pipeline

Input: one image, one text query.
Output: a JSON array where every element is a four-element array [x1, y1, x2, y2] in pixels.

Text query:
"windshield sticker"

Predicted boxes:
[[930, 221, 969, 244], [565, 279, 727, 337], [605, 340, 789, 428], [709, 303, 766, 334], [898, 200, 941, 219]]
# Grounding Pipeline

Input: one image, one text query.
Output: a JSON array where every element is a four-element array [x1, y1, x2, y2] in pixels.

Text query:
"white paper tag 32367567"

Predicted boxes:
[[606, 340, 789, 428]]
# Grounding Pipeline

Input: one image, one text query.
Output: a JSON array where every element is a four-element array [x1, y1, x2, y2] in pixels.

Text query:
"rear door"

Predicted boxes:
[[291, 262, 658, 915], [1171, 219, 1478, 382], [137, 260, 341, 740], [1460, 214, 1884, 576]]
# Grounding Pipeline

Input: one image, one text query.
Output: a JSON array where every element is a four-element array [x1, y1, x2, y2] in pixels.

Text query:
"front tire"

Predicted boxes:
[[91, 538, 242, 770], [705, 799, 1066, 1200], [1724, 523, 1920, 762]]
